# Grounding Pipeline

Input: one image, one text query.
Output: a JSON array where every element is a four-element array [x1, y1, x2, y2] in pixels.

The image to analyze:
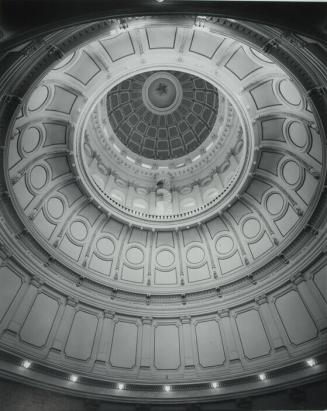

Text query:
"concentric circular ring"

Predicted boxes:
[[142, 71, 183, 114]]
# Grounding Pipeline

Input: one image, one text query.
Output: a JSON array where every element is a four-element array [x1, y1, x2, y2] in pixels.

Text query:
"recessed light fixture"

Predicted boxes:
[[211, 381, 219, 388], [155, 0, 165, 3], [259, 373, 266, 381], [70, 374, 78, 383], [113, 143, 121, 153], [22, 359, 32, 369], [118, 383, 125, 390], [126, 156, 135, 163], [306, 358, 316, 367], [164, 385, 171, 392], [192, 154, 201, 162]]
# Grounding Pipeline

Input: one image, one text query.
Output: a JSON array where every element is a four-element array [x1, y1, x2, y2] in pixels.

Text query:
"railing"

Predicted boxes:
[[93, 169, 240, 221]]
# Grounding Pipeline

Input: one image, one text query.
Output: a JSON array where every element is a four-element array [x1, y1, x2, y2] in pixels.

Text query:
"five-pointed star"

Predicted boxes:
[[156, 82, 168, 95]]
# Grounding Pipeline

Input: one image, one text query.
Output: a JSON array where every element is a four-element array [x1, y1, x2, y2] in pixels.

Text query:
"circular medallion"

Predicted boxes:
[[148, 78, 177, 108], [186, 246, 205, 264], [156, 250, 175, 267], [28, 85, 49, 111], [142, 71, 182, 114], [288, 121, 308, 148], [266, 193, 284, 215], [30, 165, 48, 190], [47, 197, 64, 219], [215, 236, 234, 255], [22, 127, 41, 153], [279, 80, 301, 106], [126, 247, 144, 265], [96, 237, 115, 256], [243, 218, 261, 239], [282, 161, 301, 185], [70, 221, 87, 241]]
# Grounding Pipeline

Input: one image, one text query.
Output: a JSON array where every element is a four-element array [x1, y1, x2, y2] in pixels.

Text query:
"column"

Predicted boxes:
[[218, 309, 239, 360], [104, 174, 115, 196], [149, 191, 156, 214], [51, 297, 78, 352], [95, 310, 115, 363], [125, 184, 134, 208], [212, 172, 224, 192], [229, 153, 238, 170], [180, 316, 195, 368], [172, 190, 180, 214], [5, 276, 41, 335], [140, 317, 153, 369], [88, 152, 98, 168], [292, 274, 327, 331], [192, 184, 202, 207], [255, 294, 285, 348]]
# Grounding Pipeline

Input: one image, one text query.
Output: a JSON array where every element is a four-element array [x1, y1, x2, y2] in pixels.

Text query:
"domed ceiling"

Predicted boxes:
[[107, 70, 219, 160], [0, 15, 326, 405]]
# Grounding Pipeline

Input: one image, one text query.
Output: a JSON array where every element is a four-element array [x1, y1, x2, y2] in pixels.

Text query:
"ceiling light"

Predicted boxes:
[[306, 358, 316, 367], [164, 385, 171, 392], [118, 383, 125, 390], [70, 374, 78, 383], [155, 0, 165, 2], [113, 143, 121, 153], [126, 156, 135, 163], [192, 154, 201, 162], [211, 381, 218, 388], [258, 373, 266, 381], [22, 359, 32, 369]]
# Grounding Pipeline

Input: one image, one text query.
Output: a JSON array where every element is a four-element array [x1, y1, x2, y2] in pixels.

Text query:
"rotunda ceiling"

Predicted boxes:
[[0, 14, 326, 404], [5, 20, 324, 294], [107, 70, 218, 160]]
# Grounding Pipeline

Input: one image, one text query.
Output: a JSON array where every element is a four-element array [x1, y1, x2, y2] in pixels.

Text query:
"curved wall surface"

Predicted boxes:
[[0, 11, 326, 406]]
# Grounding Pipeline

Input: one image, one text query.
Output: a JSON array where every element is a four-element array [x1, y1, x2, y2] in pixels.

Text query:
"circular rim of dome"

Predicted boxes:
[[142, 71, 183, 115]]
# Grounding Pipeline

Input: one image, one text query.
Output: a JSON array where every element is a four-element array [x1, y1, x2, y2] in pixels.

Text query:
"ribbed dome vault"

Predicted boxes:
[[107, 70, 218, 159], [0, 14, 326, 406]]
